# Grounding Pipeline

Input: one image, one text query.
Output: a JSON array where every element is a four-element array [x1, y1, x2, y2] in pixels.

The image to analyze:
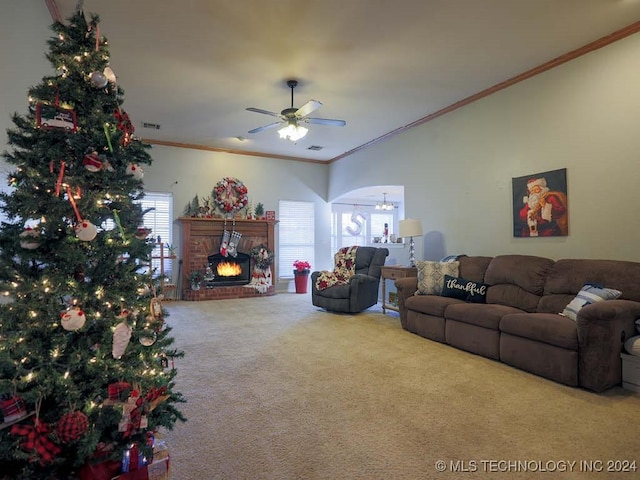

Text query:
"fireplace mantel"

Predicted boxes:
[[178, 217, 277, 300]]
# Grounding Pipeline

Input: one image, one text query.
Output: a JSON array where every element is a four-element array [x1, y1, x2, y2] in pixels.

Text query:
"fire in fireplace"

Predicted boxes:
[[207, 252, 251, 287]]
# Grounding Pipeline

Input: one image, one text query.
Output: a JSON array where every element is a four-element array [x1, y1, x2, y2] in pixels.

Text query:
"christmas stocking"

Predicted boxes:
[[227, 230, 242, 257], [220, 229, 230, 257]]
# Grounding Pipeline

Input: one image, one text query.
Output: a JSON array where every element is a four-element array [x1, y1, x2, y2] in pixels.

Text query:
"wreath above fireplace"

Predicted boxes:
[[212, 177, 248, 214]]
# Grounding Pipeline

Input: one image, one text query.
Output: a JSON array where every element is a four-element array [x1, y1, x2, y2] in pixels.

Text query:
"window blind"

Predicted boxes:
[[278, 200, 315, 279]]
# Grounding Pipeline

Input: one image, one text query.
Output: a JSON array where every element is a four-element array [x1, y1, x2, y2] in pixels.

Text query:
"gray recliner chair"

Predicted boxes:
[[311, 247, 389, 313]]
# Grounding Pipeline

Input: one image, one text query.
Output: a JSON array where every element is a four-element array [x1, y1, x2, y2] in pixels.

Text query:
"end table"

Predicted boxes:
[[381, 265, 418, 314]]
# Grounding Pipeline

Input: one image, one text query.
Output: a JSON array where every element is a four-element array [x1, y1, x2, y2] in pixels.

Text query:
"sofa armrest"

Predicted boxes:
[[395, 277, 418, 329], [577, 299, 640, 392]]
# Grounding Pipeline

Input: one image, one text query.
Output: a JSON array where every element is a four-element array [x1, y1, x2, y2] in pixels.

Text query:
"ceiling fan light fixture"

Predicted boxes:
[[278, 122, 308, 142]]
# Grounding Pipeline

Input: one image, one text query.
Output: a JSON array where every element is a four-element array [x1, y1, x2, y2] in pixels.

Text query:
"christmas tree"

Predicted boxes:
[[0, 9, 185, 479]]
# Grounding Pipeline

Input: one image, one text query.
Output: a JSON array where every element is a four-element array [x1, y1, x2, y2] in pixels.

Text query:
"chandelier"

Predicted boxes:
[[278, 121, 308, 142], [375, 193, 394, 211]]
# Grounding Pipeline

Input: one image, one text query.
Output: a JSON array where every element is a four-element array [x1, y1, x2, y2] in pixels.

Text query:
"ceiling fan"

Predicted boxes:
[[246, 80, 346, 141]]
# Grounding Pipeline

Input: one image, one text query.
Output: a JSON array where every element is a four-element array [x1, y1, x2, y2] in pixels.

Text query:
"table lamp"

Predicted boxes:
[[399, 219, 423, 267]]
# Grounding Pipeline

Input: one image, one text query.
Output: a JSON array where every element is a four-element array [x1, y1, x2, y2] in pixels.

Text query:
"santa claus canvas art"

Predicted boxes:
[[512, 168, 568, 237]]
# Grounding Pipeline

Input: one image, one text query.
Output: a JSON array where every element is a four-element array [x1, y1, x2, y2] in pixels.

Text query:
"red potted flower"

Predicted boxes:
[[293, 260, 311, 294]]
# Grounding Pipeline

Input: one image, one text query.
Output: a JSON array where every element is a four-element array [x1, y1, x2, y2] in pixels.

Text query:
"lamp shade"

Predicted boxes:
[[398, 218, 423, 238]]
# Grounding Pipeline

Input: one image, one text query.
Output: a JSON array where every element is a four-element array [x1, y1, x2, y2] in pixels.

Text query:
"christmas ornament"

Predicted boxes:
[[19, 227, 40, 249], [114, 108, 134, 146], [150, 295, 163, 319], [103, 66, 117, 84], [36, 103, 78, 132], [139, 329, 156, 347], [112, 211, 127, 240], [56, 411, 88, 443], [54, 160, 66, 197], [103, 123, 114, 153], [75, 220, 98, 242], [160, 354, 169, 368], [11, 418, 62, 466], [107, 382, 131, 402], [134, 227, 152, 239], [66, 186, 97, 241], [0, 395, 27, 423], [89, 71, 108, 88], [212, 177, 248, 214], [126, 163, 144, 180], [112, 321, 132, 359], [60, 306, 86, 331], [83, 151, 103, 172]]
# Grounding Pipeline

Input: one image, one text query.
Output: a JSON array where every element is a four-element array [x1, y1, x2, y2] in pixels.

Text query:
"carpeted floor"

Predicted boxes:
[[161, 293, 640, 479]]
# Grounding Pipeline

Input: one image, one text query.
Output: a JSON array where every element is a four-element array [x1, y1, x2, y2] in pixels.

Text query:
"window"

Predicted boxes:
[[331, 204, 397, 252], [278, 200, 314, 279], [141, 192, 174, 277], [102, 192, 173, 278]]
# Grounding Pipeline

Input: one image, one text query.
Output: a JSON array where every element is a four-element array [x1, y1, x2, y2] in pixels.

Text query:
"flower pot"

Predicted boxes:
[[293, 270, 310, 294], [191, 282, 201, 291]]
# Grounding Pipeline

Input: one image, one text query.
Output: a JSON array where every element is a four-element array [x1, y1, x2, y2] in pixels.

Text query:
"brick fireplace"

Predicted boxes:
[[179, 217, 277, 300]]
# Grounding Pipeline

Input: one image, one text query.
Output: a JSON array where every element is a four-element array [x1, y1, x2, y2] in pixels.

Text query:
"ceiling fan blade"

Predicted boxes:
[[295, 100, 322, 118], [305, 117, 347, 127], [248, 122, 282, 134], [246, 107, 281, 118]]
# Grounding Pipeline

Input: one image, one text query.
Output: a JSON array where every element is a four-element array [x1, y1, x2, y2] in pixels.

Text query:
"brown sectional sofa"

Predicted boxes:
[[395, 254, 640, 392]]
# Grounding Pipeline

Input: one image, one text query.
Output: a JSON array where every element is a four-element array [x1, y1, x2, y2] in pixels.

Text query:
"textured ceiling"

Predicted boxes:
[[50, 0, 640, 164]]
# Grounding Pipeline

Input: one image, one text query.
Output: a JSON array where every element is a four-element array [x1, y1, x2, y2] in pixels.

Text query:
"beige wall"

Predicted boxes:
[[0, 3, 52, 191], [329, 31, 640, 262]]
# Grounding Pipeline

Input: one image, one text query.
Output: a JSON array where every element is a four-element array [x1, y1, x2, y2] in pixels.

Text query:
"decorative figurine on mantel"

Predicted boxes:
[[246, 200, 256, 220], [199, 196, 213, 218], [184, 194, 200, 217]]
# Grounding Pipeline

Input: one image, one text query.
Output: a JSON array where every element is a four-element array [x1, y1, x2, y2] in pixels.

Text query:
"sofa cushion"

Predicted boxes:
[[560, 284, 622, 321], [544, 259, 640, 303], [405, 294, 464, 317], [537, 294, 576, 315], [313, 282, 352, 299], [441, 275, 489, 303], [500, 313, 578, 350], [485, 255, 554, 296], [483, 255, 554, 312], [414, 261, 459, 295], [458, 256, 493, 282], [445, 303, 524, 330]]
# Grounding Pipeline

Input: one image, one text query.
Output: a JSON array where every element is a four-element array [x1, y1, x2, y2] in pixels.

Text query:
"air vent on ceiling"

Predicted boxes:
[[307, 145, 324, 151], [142, 122, 161, 130]]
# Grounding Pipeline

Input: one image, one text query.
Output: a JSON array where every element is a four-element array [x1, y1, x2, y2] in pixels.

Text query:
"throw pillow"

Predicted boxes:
[[560, 283, 622, 321], [441, 275, 489, 303], [625, 335, 640, 356], [414, 261, 459, 296]]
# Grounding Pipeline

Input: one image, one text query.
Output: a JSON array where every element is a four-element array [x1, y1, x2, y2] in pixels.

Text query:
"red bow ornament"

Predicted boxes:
[[11, 418, 62, 465]]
